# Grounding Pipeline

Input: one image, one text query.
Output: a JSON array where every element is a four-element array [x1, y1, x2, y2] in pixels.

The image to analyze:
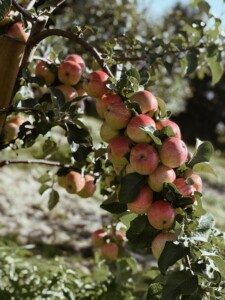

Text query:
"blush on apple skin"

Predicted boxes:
[[58, 61, 82, 85], [156, 119, 181, 139], [83, 70, 109, 99], [100, 242, 119, 261], [159, 137, 188, 169], [130, 143, 159, 175], [127, 114, 156, 143], [130, 90, 158, 116], [147, 200, 176, 230], [64, 171, 86, 194], [148, 165, 176, 192], [127, 185, 153, 214]]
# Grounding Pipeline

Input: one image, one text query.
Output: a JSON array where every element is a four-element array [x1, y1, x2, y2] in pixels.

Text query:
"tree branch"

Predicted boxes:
[[12, 0, 37, 22], [29, 29, 114, 77], [0, 159, 70, 168]]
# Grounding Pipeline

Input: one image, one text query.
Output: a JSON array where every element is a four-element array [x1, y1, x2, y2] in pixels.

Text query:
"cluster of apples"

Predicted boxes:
[[91, 227, 126, 261], [82, 69, 203, 260], [58, 171, 96, 198], [34, 53, 87, 102]]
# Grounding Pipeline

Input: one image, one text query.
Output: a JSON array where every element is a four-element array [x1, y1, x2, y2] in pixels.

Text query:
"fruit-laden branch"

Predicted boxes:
[[0, 159, 70, 168], [29, 29, 114, 77]]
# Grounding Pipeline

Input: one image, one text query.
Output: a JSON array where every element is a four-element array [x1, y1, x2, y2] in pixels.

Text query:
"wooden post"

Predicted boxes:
[[0, 35, 26, 139]]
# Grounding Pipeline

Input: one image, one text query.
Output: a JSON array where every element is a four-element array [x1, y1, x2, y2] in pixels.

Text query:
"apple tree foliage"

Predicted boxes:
[[0, 0, 225, 299]]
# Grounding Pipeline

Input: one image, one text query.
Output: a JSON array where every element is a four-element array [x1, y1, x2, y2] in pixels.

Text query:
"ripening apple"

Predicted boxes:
[[77, 174, 96, 198], [103, 94, 132, 130], [3, 122, 19, 143], [83, 70, 109, 99], [91, 229, 106, 247], [100, 121, 121, 143], [130, 143, 159, 175], [173, 177, 195, 199], [35, 61, 56, 85], [126, 114, 156, 143], [130, 90, 158, 116], [159, 137, 188, 168], [107, 135, 131, 165], [58, 60, 82, 85], [101, 242, 119, 261], [6, 22, 29, 42], [74, 82, 87, 96], [127, 185, 153, 214], [187, 173, 203, 193], [96, 100, 105, 118], [156, 119, 181, 139], [64, 171, 86, 194], [6, 115, 24, 126], [147, 165, 176, 192], [65, 54, 85, 72], [151, 232, 176, 260], [147, 200, 176, 230], [55, 85, 78, 102]]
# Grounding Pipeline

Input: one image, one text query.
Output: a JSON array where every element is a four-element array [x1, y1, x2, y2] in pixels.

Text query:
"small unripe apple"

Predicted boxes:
[[148, 200, 176, 230], [130, 143, 159, 175], [127, 185, 153, 214], [35, 61, 56, 85], [107, 135, 131, 165], [147, 165, 176, 192], [58, 61, 82, 85], [64, 171, 85, 194], [159, 137, 188, 168], [103, 94, 132, 130], [77, 174, 96, 198], [55, 85, 78, 102], [100, 121, 121, 143], [101, 242, 119, 261], [127, 114, 156, 143], [130, 90, 158, 116], [91, 229, 106, 247], [156, 119, 181, 139], [6, 22, 29, 42], [65, 54, 85, 72], [83, 70, 109, 99], [151, 232, 176, 260]]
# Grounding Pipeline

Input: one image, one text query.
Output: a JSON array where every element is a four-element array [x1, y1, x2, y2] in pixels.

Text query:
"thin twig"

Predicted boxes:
[[0, 159, 70, 168], [29, 29, 114, 77]]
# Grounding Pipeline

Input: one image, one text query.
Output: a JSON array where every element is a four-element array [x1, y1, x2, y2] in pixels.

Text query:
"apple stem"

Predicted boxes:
[[29, 29, 114, 77]]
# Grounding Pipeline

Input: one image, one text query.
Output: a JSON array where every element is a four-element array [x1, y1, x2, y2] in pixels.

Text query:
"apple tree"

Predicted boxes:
[[0, 0, 225, 299]]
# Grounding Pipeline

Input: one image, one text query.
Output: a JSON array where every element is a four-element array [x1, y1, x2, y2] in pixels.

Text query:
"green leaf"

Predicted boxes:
[[156, 97, 167, 118], [192, 213, 214, 241], [193, 162, 217, 176], [37, 172, 52, 183], [201, 251, 225, 278], [139, 126, 162, 145], [100, 193, 127, 214], [118, 173, 147, 204], [48, 189, 59, 210], [188, 140, 214, 168], [66, 122, 92, 145], [39, 184, 50, 195], [158, 242, 190, 274], [126, 215, 158, 249], [162, 270, 198, 300], [186, 51, 198, 74], [147, 283, 163, 298], [0, 0, 11, 20], [139, 69, 150, 85], [207, 56, 223, 85]]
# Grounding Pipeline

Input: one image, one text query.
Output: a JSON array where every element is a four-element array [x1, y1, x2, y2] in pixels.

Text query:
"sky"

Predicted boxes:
[[137, 0, 225, 24]]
